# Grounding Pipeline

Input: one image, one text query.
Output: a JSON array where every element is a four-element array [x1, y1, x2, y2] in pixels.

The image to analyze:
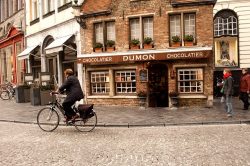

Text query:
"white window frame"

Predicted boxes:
[[170, 13, 196, 44], [95, 23, 104, 44], [90, 71, 110, 94], [8, 0, 13, 16], [184, 13, 195, 38], [130, 16, 154, 47], [58, 0, 70, 7], [177, 68, 203, 93], [115, 70, 136, 94], [43, 0, 55, 15], [130, 18, 140, 40], [143, 17, 153, 39], [94, 21, 116, 45], [106, 22, 116, 41], [170, 15, 181, 39], [214, 16, 237, 37], [32, 0, 39, 20]]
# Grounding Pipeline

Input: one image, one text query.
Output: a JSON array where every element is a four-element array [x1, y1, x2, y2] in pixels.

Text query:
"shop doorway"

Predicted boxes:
[[148, 63, 168, 107]]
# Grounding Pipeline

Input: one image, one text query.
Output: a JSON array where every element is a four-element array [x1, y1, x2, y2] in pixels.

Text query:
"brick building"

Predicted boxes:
[[76, 0, 216, 107]]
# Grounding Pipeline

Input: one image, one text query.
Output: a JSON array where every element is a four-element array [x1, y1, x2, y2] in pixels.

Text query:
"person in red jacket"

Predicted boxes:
[[239, 68, 250, 110]]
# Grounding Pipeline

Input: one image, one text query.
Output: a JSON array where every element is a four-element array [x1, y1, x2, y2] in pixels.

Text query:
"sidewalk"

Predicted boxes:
[[1, 97, 250, 127]]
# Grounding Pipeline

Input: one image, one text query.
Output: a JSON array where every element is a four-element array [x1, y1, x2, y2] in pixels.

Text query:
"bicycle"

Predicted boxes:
[[0, 82, 16, 100], [37, 92, 97, 132]]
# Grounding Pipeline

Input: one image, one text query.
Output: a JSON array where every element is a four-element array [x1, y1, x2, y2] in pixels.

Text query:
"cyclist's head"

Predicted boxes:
[[64, 69, 74, 77]]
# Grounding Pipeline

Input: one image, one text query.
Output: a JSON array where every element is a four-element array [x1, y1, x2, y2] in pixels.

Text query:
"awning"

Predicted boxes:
[[45, 34, 75, 54], [17, 45, 40, 60]]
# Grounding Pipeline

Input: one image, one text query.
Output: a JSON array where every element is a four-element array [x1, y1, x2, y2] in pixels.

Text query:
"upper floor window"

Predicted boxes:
[[31, 0, 39, 20], [129, 16, 153, 48], [214, 14, 238, 37], [214, 10, 238, 67], [94, 21, 116, 50], [58, 0, 71, 7], [0, 1, 3, 22], [169, 13, 196, 46], [17, 0, 23, 11], [8, 0, 13, 16], [43, 0, 55, 15]]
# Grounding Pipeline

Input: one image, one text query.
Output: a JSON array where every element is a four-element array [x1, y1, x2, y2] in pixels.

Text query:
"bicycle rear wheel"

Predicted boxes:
[[74, 111, 97, 132], [37, 107, 59, 132], [0, 91, 10, 100]]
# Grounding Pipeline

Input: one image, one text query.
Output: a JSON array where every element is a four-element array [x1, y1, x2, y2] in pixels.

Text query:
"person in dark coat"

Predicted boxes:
[[239, 68, 250, 110], [58, 68, 84, 121], [222, 68, 234, 117]]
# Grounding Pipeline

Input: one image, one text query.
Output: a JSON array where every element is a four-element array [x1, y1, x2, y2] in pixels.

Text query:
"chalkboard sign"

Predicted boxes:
[[139, 69, 148, 82]]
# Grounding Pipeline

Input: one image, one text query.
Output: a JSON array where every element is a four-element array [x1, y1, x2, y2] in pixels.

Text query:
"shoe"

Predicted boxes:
[[70, 114, 80, 121], [227, 114, 232, 117]]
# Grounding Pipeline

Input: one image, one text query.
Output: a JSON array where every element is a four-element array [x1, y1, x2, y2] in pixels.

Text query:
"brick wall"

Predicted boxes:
[[81, 0, 214, 53]]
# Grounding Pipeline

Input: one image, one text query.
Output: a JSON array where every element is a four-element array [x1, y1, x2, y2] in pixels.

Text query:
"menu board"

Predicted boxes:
[[139, 69, 148, 82]]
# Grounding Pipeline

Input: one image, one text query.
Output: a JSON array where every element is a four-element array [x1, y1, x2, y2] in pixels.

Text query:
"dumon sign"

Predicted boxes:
[[78, 50, 211, 64]]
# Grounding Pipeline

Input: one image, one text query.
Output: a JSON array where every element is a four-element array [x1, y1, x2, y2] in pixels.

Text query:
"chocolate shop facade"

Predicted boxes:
[[75, 0, 215, 107]]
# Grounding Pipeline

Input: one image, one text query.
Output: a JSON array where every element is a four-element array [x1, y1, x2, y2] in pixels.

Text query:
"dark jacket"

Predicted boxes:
[[59, 75, 84, 103], [240, 73, 250, 92], [223, 76, 234, 96]]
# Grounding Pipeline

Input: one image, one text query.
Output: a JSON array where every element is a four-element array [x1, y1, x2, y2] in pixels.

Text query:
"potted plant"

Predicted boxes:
[[94, 42, 103, 52], [143, 37, 153, 49], [171, 35, 181, 47], [184, 34, 194, 46], [106, 40, 115, 52], [15, 83, 31, 103], [40, 84, 54, 106], [169, 91, 179, 107], [130, 38, 140, 49]]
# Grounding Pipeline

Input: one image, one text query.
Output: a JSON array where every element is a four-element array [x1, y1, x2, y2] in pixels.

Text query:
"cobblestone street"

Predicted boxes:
[[0, 122, 250, 166]]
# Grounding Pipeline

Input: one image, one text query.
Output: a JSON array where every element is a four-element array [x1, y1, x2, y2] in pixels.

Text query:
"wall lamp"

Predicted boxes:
[[72, 0, 86, 29]]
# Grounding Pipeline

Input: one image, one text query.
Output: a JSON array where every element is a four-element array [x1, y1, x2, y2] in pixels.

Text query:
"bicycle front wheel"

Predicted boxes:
[[0, 91, 10, 100], [74, 111, 97, 132], [37, 107, 59, 132]]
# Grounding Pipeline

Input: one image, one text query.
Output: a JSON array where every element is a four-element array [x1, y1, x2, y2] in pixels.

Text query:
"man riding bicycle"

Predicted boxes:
[[56, 68, 84, 122]]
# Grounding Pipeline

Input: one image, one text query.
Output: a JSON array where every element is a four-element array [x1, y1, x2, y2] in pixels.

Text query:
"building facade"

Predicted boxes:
[[213, 0, 250, 96], [19, 0, 83, 87], [76, 0, 216, 107], [0, 0, 25, 84]]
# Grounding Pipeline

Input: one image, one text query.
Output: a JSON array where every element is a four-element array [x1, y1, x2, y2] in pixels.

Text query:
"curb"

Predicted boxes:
[[1, 119, 250, 128]]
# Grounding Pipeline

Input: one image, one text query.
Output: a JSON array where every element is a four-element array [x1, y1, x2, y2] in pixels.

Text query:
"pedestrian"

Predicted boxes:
[[57, 68, 84, 122], [221, 68, 234, 117], [239, 68, 250, 110]]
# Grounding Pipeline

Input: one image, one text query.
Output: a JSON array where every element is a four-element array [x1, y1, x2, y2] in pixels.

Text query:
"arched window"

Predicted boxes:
[[214, 10, 238, 68], [214, 10, 238, 37]]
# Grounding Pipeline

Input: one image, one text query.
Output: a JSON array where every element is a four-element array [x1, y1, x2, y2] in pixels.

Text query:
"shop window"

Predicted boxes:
[[169, 13, 196, 46], [90, 71, 110, 94], [214, 10, 238, 67], [129, 17, 153, 48], [115, 70, 136, 94], [94, 21, 116, 50], [177, 68, 203, 93]]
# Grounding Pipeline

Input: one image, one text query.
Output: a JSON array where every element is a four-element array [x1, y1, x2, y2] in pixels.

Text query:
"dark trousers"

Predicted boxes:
[[239, 92, 249, 109], [62, 101, 76, 118]]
